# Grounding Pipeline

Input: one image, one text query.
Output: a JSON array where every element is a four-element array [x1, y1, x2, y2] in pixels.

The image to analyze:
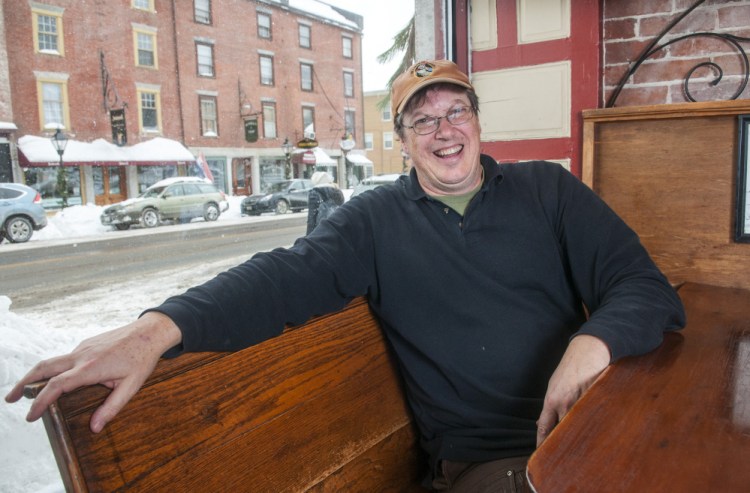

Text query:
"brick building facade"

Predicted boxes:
[[0, 0, 364, 207]]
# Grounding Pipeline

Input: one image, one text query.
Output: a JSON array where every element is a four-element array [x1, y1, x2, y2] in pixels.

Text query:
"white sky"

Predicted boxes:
[[322, 0, 415, 92]]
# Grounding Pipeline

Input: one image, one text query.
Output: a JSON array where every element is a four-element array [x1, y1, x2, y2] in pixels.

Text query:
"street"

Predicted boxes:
[[0, 215, 307, 310]]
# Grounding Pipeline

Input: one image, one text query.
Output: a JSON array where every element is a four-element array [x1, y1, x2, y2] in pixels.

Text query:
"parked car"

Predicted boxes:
[[0, 182, 48, 243], [351, 174, 404, 197], [241, 179, 313, 215], [100, 177, 228, 230]]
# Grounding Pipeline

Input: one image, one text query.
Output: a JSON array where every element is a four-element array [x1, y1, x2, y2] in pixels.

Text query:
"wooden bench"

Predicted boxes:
[[26, 297, 428, 492]]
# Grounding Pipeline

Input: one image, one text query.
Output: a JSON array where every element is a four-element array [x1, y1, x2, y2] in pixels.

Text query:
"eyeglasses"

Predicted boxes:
[[402, 106, 474, 135]]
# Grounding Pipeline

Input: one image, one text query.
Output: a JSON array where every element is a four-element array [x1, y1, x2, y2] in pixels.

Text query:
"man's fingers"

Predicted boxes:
[[536, 407, 559, 447], [5, 355, 76, 404]]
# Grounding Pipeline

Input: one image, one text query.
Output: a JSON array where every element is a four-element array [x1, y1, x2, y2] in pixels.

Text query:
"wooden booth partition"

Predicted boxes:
[[528, 101, 750, 492], [580, 100, 750, 290]]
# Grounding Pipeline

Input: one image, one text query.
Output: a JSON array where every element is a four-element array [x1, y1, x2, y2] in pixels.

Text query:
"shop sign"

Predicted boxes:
[[244, 118, 258, 143], [110, 109, 127, 146]]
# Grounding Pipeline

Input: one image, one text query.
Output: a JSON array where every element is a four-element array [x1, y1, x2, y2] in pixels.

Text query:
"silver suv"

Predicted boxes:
[[101, 177, 227, 230], [0, 183, 49, 243]]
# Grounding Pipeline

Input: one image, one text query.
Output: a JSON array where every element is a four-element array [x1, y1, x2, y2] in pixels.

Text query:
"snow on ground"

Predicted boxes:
[[1, 193, 349, 493]]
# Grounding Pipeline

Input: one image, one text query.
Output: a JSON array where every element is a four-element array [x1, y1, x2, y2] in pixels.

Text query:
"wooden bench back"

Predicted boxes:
[[582, 100, 750, 290], [28, 297, 426, 492]]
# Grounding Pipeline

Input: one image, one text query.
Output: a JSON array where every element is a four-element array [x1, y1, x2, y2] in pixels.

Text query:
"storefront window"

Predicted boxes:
[[137, 165, 177, 192], [259, 157, 285, 192], [23, 166, 82, 209]]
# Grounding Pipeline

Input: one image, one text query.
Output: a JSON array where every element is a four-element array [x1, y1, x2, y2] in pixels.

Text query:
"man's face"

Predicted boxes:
[[400, 85, 483, 196]]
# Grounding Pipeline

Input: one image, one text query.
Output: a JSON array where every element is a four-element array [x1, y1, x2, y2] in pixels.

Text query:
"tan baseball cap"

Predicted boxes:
[[391, 60, 473, 120]]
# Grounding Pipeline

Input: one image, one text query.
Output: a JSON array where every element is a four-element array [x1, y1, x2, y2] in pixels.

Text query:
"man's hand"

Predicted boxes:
[[536, 334, 610, 446], [4, 312, 182, 433]]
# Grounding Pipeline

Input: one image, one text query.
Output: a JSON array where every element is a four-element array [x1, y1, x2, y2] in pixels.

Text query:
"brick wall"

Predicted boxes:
[[604, 0, 750, 107]]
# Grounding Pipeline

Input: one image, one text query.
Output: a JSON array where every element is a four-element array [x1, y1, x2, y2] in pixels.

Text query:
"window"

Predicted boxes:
[[194, 0, 211, 24], [200, 96, 218, 136], [299, 24, 311, 48], [383, 132, 394, 150], [302, 106, 315, 137], [342, 36, 352, 58], [344, 109, 356, 139], [343, 71, 354, 98], [137, 87, 161, 132], [32, 6, 64, 55], [132, 0, 154, 11], [365, 133, 374, 150], [262, 102, 277, 139], [257, 13, 271, 39], [37, 78, 69, 130], [382, 106, 392, 121], [134, 28, 158, 68], [260, 55, 274, 86], [301, 63, 313, 91], [196, 42, 214, 77]]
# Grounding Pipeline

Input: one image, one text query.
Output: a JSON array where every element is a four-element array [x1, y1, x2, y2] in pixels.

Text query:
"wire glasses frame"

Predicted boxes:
[[402, 106, 475, 135]]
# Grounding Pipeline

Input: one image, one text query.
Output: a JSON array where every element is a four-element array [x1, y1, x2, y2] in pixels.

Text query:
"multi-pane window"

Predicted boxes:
[[301, 63, 313, 91], [344, 109, 356, 138], [382, 106, 392, 121], [365, 133, 373, 150], [262, 102, 277, 139], [39, 80, 67, 129], [133, 0, 153, 11], [343, 71, 354, 98], [196, 43, 214, 77], [258, 13, 271, 39], [383, 132, 394, 150], [260, 55, 274, 85], [194, 0, 211, 24], [299, 24, 311, 48], [32, 6, 64, 55], [302, 107, 315, 137], [342, 36, 352, 58], [200, 96, 218, 136], [138, 89, 161, 132], [134, 29, 157, 68]]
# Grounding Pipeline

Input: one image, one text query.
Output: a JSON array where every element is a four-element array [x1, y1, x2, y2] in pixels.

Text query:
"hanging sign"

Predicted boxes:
[[244, 118, 258, 143], [296, 137, 318, 149], [110, 109, 127, 146]]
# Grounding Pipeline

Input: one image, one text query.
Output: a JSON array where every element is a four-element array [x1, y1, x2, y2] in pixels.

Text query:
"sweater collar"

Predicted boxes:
[[403, 154, 503, 201]]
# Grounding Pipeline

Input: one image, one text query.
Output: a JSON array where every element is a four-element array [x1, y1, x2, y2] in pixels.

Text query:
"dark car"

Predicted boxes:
[[241, 179, 313, 215], [100, 177, 228, 230], [0, 183, 48, 243]]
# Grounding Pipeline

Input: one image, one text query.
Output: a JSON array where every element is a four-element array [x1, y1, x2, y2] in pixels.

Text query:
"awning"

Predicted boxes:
[[17, 135, 196, 167], [345, 152, 373, 166], [291, 147, 335, 166]]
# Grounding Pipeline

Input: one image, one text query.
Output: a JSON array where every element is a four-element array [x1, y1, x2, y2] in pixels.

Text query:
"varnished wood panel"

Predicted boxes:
[[582, 101, 750, 290], [31, 298, 425, 492], [528, 282, 750, 492]]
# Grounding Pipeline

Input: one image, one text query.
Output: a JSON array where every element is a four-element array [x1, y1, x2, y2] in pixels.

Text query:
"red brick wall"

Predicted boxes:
[[3, 0, 363, 148], [603, 0, 750, 107]]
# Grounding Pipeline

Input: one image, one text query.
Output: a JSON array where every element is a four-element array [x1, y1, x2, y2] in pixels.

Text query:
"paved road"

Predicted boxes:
[[0, 215, 307, 309]]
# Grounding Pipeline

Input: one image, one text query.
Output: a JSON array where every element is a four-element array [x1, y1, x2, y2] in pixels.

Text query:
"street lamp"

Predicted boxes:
[[50, 127, 69, 208], [282, 138, 293, 179], [339, 133, 355, 187]]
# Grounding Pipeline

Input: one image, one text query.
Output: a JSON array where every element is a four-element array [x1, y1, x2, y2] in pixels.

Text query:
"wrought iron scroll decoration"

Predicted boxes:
[[100, 50, 126, 112], [607, 0, 750, 107]]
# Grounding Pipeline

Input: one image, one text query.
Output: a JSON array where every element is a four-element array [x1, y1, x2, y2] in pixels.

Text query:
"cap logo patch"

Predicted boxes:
[[414, 62, 434, 78]]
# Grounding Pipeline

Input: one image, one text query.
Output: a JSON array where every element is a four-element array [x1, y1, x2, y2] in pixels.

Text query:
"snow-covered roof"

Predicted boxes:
[[0, 121, 18, 131], [17, 135, 195, 166], [265, 0, 362, 30]]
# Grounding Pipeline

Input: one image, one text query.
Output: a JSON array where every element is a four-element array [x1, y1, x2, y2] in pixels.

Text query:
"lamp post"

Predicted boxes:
[[282, 138, 293, 179], [339, 133, 355, 188], [51, 127, 69, 208]]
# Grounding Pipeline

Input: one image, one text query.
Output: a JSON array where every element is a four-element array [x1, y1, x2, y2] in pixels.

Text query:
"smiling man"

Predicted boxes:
[[7, 60, 685, 492]]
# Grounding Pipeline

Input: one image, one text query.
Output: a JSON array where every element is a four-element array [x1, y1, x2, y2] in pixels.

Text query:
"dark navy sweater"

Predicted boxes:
[[152, 156, 685, 478]]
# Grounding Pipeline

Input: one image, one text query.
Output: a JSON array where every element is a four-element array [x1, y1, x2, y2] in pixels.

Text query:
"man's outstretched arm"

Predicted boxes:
[[5, 311, 182, 433]]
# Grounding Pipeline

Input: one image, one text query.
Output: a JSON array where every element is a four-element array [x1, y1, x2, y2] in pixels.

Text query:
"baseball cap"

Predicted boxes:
[[391, 60, 473, 120]]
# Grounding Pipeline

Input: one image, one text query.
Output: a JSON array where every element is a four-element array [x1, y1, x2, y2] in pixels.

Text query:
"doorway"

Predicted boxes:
[[93, 165, 127, 205], [232, 157, 253, 195]]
